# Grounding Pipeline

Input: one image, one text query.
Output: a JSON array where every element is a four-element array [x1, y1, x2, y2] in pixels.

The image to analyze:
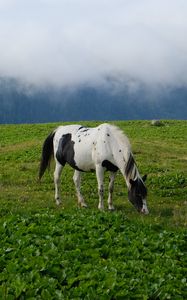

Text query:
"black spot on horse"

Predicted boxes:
[[78, 126, 89, 133], [102, 160, 118, 172], [82, 129, 89, 132], [107, 133, 110, 137], [56, 134, 83, 171]]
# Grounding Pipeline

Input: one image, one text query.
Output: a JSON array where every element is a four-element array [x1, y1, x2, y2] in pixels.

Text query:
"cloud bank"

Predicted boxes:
[[0, 0, 187, 89]]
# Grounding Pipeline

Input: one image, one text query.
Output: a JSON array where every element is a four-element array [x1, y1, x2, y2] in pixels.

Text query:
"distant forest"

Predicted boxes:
[[0, 77, 186, 123]]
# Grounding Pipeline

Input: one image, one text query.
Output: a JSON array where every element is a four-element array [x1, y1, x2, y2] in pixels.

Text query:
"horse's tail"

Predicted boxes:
[[39, 131, 56, 180]]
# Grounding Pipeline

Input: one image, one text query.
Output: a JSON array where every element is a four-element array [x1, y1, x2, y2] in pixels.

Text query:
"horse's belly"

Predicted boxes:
[[74, 145, 95, 171]]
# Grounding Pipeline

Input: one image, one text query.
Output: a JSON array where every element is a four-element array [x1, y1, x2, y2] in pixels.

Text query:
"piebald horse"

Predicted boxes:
[[39, 123, 148, 214]]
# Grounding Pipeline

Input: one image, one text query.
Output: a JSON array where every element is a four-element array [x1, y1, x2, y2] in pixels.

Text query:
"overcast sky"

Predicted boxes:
[[0, 0, 187, 89]]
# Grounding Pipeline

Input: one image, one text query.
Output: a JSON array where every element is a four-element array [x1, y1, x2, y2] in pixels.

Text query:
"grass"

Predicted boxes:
[[0, 120, 187, 299], [0, 120, 186, 226]]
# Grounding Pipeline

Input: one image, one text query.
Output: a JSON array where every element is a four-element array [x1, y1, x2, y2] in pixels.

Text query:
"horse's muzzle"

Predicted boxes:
[[141, 207, 149, 214]]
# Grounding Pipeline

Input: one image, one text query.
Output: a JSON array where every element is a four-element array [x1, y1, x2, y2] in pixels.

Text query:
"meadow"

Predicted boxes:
[[0, 120, 186, 299]]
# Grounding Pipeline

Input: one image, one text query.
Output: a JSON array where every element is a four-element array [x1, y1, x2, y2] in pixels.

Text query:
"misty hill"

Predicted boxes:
[[0, 77, 186, 124]]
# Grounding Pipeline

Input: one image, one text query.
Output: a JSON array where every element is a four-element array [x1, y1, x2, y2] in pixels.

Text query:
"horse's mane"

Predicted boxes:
[[108, 124, 132, 151], [107, 124, 139, 181]]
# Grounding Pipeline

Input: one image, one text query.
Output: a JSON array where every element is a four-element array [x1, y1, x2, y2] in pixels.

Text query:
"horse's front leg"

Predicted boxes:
[[54, 161, 63, 205], [73, 170, 87, 208], [96, 164, 104, 210], [108, 172, 116, 210]]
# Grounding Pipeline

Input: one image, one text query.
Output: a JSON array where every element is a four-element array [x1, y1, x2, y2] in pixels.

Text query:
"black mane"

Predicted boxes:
[[125, 153, 137, 178]]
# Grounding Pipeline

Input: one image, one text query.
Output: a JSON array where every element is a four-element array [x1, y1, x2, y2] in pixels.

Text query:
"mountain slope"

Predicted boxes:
[[0, 78, 186, 123]]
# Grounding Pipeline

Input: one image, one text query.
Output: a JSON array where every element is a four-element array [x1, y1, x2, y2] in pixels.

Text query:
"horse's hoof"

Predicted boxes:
[[98, 206, 104, 211], [108, 206, 115, 211], [56, 199, 61, 206]]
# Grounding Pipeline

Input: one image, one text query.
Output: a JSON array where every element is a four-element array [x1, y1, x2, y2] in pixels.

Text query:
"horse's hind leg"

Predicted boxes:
[[96, 164, 104, 210], [73, 170, 87, 208], [108, 172, 116, 210], [54, 161, 63, 205]]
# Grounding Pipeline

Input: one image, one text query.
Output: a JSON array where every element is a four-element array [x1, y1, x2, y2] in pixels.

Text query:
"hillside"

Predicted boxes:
[[0, 120, 186, 299], [0, 78, 187, 123]]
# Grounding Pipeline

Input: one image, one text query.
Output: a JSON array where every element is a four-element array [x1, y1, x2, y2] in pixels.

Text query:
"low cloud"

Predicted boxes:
[[0, 0, 187, 90]]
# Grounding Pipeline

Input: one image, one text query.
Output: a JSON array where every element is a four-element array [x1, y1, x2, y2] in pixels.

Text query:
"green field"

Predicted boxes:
[[0, 120, 187, 299]]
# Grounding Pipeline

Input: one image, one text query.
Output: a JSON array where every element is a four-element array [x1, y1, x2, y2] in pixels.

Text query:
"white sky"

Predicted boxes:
[[0, 0, 187, 89]]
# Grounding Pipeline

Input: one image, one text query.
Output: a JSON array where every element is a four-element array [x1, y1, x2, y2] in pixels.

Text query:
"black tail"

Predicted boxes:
[[39, 131, 55, 180]]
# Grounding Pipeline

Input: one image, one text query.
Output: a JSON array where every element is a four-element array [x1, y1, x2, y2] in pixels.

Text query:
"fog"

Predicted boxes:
[[0, 0, 187, 90]]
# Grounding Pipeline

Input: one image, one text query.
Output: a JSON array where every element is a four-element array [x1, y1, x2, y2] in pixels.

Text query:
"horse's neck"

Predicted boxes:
[[109, 127, 139, 186], [113, 145, 139, 188], [126, 153, 139, 183]]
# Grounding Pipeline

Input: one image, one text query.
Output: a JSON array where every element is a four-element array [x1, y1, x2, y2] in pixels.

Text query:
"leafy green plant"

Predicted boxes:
[[0, 120, 186, 299], [0, 212, 186, 299]]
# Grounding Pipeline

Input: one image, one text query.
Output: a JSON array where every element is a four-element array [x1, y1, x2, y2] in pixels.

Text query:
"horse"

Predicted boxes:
[[39, 123, 149, 214]]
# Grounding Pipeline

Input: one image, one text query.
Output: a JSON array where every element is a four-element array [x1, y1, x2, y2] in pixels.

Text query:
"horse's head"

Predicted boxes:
[[128, 175, 149, 214]]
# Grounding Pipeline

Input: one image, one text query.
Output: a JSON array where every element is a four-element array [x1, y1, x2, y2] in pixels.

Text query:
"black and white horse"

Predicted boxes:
[[39, 123, 148, 214]]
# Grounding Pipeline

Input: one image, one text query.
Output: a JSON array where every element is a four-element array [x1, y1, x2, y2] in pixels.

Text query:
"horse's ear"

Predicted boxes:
[[142, 174, 147, 182]]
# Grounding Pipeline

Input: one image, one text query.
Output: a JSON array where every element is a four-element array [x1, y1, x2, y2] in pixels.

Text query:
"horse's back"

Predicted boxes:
[[54, 124, 97, 171], [53, 123, 131, 171], [55, 124, 82, 137]]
